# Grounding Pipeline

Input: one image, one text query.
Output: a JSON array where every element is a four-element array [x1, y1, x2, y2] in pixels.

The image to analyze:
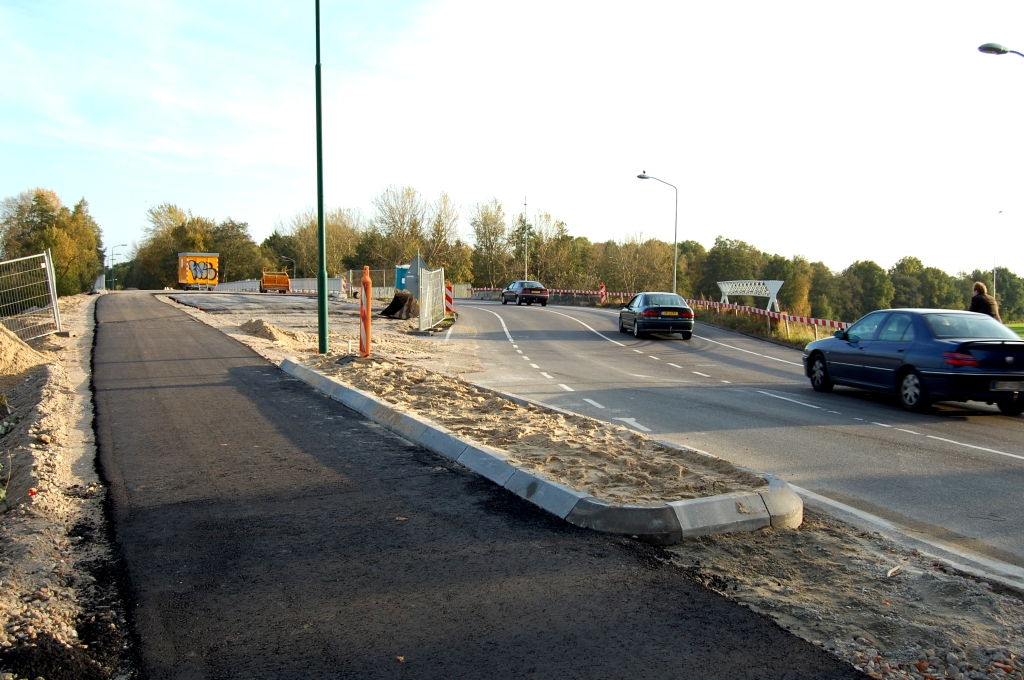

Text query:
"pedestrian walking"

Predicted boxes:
[[969, 282, 1002, 322]]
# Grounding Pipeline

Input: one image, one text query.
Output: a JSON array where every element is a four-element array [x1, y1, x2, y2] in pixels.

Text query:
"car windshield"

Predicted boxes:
[[924, 314, 1020, 339], [645, 294, 686, 307]]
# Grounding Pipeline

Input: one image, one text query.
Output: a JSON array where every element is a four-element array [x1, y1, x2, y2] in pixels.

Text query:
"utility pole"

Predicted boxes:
[[315, 0, 328, 353]]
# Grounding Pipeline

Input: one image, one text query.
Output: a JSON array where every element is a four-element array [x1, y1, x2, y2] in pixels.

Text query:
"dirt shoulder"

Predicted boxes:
[[0, 295, 130, 680], [167, 293, 1024, 680]]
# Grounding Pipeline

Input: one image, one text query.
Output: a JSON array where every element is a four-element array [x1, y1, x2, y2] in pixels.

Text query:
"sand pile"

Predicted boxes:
[[0, 324, 48, 389], [240, 318, 315, 348], [322, 357, 765, 505]]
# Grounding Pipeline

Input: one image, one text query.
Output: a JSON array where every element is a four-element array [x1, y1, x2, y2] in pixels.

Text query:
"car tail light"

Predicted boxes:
[[943, 352, 979, 367], [681, 311, 694, 319], [641, 310, 659, 317]]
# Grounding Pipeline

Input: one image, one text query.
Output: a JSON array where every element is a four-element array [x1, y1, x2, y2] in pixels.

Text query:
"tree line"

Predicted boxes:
[[2, 186, 1021, 322]]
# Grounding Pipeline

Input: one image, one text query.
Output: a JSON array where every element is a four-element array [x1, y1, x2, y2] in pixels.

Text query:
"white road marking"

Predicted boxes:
[[721, 380, 731, 383], [633, 349, 644, 353], [530, 363, 539, 368], [649, 356, 660, 361], [540, 372, 553, 379], [629, 374, 654, 378], [583, 398, 605, 409], [872, 422, 892, 428], [613, 417, 651, 432], [512, 344, 518, 348], [692, 371, 711, 378], [516, 349, 522, 354], [693, 334, 803, 367], [558, 383, 575, 392], [542, 309, 626, 346], [926, 436, 1024, 462], [854, 417, 864, 421], [827, 410, 841, 414], [756, 390, 822, 409], [468, 306, 514, 342], [521, 356, 530, 360], [444, 325, 454, 342], [667, 363, 682, 368], [895, 428, 921, 435]]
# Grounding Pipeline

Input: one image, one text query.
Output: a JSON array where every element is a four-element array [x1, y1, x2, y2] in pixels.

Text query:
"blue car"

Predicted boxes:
[[801, 309, 1024, 414]]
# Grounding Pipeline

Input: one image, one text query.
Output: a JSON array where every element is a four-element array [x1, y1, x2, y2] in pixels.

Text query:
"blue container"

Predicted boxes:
[[395, 265, 410, 291]]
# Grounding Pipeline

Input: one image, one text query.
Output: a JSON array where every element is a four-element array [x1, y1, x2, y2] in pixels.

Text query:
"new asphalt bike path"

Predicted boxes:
[[92, 293, 859, 679]]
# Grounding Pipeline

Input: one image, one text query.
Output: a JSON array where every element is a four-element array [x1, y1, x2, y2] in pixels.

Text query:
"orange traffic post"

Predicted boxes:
[[359, 266, 372, 357]]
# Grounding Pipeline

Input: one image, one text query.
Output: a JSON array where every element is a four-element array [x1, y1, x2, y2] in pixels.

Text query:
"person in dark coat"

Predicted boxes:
[[969, 282, 1002, 322]]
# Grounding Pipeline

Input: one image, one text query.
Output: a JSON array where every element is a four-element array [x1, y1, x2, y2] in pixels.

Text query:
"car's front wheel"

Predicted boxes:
[[898, 370, 930, 412], [998, 396, 1024, 416], [502, 296, 507, 305], [809, 354, 833, 393], [619, 317, 627, 333]]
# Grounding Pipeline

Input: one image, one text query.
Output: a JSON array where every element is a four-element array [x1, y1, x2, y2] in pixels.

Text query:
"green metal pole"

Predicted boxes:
[[315, 0, 328, 353]]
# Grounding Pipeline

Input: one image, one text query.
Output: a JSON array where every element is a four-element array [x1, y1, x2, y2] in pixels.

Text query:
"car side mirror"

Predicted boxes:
[[834, 330, 846, 340]]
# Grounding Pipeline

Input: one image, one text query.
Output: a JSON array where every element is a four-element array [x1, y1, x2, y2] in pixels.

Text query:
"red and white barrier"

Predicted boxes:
[[598, 283, 607, 305], [445, 282, 455, 315], [340, 278, 348, 297]]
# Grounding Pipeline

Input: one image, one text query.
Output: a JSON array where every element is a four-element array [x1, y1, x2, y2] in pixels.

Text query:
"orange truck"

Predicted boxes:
[[178, 253, 219, 289], [260, 270, 291, 293]]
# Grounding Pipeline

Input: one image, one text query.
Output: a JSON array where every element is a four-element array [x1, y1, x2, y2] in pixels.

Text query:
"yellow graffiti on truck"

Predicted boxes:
[[178, 253, 219, 287]]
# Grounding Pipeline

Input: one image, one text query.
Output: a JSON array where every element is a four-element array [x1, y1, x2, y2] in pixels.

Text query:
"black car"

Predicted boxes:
[[802, 309, 1024, 414], [618, 292, 694, 339], [501, 280, 549, 306]]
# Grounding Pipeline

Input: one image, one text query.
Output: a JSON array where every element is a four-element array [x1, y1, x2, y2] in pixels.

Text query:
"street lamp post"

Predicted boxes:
[[636, 171, 679, 295], [978, 43, 1024, 58], [280, 255, 296, 280], [314, 0, 328, 354], [107, 243, 127, 290]]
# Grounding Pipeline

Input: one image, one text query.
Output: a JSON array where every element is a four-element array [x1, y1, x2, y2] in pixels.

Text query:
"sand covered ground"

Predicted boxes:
[[167, 293, 1024, 679], [0, 295, 128, 679]]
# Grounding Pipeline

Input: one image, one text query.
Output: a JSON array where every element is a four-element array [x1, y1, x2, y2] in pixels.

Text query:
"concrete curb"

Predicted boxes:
[[279, 358, 803, 544]]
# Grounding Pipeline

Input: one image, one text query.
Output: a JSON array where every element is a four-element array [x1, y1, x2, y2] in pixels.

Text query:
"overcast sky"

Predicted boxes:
[[3, 1, 1024, 277]]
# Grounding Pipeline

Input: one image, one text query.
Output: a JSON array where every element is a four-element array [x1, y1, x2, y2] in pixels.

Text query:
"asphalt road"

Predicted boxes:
[[454, 301, 1024, 570], [92, 292, 856, 679]]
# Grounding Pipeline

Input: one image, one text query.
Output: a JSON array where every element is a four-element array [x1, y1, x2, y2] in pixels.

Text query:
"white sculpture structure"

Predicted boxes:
[[717, 280, 785, 312]]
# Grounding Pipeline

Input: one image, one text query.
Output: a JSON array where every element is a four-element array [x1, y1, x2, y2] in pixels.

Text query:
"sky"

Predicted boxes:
[[3, 1, 1024, 277]]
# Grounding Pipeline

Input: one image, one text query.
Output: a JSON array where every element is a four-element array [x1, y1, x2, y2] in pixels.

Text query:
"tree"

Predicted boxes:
[[889, 256, 924, 308], [353, 186, 426, 270], [211, 219, 268, 282], [0, 189, 103, 295], [696, 237, 763, 303], [278, 207, 363, 277], [833, 260, 895, 321], [470, 199, 511, 287], [421, 193, 473, 282]]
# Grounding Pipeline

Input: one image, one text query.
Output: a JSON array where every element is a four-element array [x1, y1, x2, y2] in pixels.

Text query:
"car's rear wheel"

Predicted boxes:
[[540, 301, 547, 307], [809, 354, 833, 393], [898, 370, 930, 412], [681, 332, 692, 340], [998, 396, 1024, 416], [515, 295, 521, 306], [633, 322, 643, 338]]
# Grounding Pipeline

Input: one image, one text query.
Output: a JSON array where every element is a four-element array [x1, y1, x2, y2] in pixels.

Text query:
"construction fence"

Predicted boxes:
[[0, 250, 63, 341]]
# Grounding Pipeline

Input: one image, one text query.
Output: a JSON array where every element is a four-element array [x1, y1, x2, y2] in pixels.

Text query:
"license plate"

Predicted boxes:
[[992, 381, 1024, 391], [531, 289, 541, 294], [662, 311, 678, 316]]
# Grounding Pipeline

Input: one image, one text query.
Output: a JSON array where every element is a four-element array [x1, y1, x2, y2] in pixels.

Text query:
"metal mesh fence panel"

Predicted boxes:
[[0, 250, 62, 341], [418, 268, 445, 331]]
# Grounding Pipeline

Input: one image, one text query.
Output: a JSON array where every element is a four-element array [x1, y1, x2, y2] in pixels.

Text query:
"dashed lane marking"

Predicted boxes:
[[516, 349, 522, 354], [468, 306, 514, 342], [692, 371, 711, 378], [926, 436, 1024, 462], [521, 356, 530, 360], [633, 349, 643, 353], [692, 334, 803, 367], [756, 390, 822, 409], [896, 428, 921, 435], [721, 380, 731, 383], [558, 383, 575, 392], [649, 356, 660, 361], [667, 363, 682, 368], [540, 372, 553, 379], [542, 309, 627, 347], [583, 398, 605, 408], [530, 364, 539, 368], [613, 417, 652, 432], [872, 422, 892, 428]]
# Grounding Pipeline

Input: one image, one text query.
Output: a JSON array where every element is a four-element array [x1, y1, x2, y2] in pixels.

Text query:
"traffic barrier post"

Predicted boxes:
[[359, 266, 372, 357], [445, 281, 455, 316]]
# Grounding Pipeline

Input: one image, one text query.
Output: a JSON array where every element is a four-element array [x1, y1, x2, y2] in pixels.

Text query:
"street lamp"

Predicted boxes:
[[107, 243, 127, 290], [280, 255, 296, 279], [978, 43, 1024, 58], [636, 171, 679, 295]]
